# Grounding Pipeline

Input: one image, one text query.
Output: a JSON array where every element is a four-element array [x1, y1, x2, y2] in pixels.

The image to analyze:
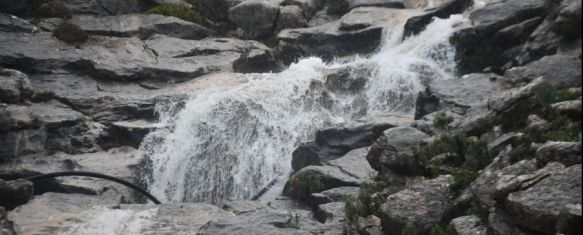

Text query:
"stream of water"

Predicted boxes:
[[141, 14, 466, 204]]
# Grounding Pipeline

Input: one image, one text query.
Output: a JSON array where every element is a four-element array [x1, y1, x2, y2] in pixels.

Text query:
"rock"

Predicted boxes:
[[449, 215, 487, 235], [451, 105, 497, 136], [199, 209, 337, 234], [556, 204, 582, 235], [451, 0, 549, 74], [275, 5, 307, 31], [414, 73, 503, 119], [292, 114, 412, 171], [31, 100, 85, 128], [111, 120, 164, 148], [0, 33, 278, 81], [199, 0, 245, 22], [228, 0, 283, 39], [326, 148, 376, 182], [551, 99, 582, 119], [505, 54, 582, 88], [403, 0, 473, 37], [0, 105, 34, 132], [366, 126, 429, 175], [0, 147, 145, 203], [505, 164, 582, 234], [493, 162, 565, 203], [380, 175, 454, 234], [314, 202, 345, 223], [0, 14, 37, 33], [307, 8, 339, 27], [324, 64, 375, 95], [348, 0, 405, 10], [282, 0, 323, 18], [62, 0, 155, 16], [0, 68, 33, 104], [0, 0, 41, 15], [286, 164, 368, 198], [221, 200, 269, 215], [0, 179, 33, 210], [276, 7, 421, 64], [71, 14, 213, 40], [487, 207, 534, 235], [0, 128, 46, 160], [0, 207, 15, 234], [536, 141, 581, 167], [487, 132, 522, 158], [551, 0, 582, 38], [357, 215, 383, 235], [309, 186, 360, 206]]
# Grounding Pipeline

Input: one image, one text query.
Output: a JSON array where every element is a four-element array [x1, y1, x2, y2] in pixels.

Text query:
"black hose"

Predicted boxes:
[[26, 171, 161, 205]]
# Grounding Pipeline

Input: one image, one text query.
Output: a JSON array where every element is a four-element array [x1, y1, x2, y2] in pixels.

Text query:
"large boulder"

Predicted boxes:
[[380, 175, 454, 234], [292, 114, 412, 171], [551, 0, 582, 38], [403, 0, 473, 37], [451, 0, 549, 74], [71, 14, 213, 40], [276, 7, 421, 64], [414, 73, 503, 119], [535, 141, 582, 167], [0, 0, 41, 15], [199, 0, 246, 22], [275, 5, 307, 31], [504, 54, 582, 88], [449, 215, 487, 235], [366, 126, 429, 175], [505, 164, 582, 234], [62, 0, 156, 16], [0, 33, 279, 81], [0, 68, 33, 104], [228, 0, 283, 39], [282, 0, 323, 18], [0, 179, 33, 210]]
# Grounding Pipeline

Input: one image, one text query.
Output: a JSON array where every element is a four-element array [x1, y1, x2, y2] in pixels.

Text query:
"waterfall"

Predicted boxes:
[[141, 15, 466, 204]]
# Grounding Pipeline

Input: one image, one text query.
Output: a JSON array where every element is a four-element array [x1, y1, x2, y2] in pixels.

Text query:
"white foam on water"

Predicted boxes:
[[64, 207, 158, 235]]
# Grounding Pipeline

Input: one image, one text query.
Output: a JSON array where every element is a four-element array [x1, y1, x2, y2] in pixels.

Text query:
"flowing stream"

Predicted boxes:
[[141, 15, 466, 204]]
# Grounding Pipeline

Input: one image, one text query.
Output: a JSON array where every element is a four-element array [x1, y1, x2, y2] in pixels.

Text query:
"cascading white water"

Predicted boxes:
[[142, 15, 466, 204]]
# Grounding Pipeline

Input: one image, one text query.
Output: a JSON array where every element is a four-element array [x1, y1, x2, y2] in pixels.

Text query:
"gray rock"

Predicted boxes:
[[307, 8, 339, 27], [0, 105, 34, 131], [449, 215, 487, 235], [357, 215, 383, 235], [0, 206, 15, 234], [62, 0, 155, 16], [487, 207, 534, 235], [315, 202, 345, 223], [276, 7, 421, 64], [505, 164, 582, 234], [228, 0, 283, 39], [111, 120, 164, 148], [31, 100, 85, 128], [366, 126, 429, 175], [275, 5, 307, 31], [414, 73, 503, 119], [0, 32, 278, 81], [310, 186, 360, 206], [221, 200, 269, 215], [551, 99, 582, 119], [0, 14, 37, 33], [292, 114, 412, 171], [326, 148, 376, 182], [0, 147, 145, 203], [403, 0, 473, 37], [199, 0, 246, 22], [505, 54, 582, 88], [380, 175, 454, 234], [0, 128, 46, 160], [0, 0, 41, 15], [282, 0, 323, 18], [450, 105, 497, 136], [556, 204, 582, 235], [0, 68, 33, 103], [348, 0, 405, 10], [71, 14, 213, 40], [551, 0, 582, 38], [536, 141, 582, 167], [0, 179, 33, 210], [451, 0, 549, 74]]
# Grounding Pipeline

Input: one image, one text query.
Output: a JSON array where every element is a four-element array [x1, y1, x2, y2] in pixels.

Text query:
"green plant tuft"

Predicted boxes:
[[419, 134, 490, 170], [402, 224, 419, 235], [542, 113, 581, 142], [53, 21, 88, 43], [433, 112, 454, 129], [325, 0, 349, 15], [289, 170, 325, 201], [146, 3, 205, 24], [451, 170, 478, 193]]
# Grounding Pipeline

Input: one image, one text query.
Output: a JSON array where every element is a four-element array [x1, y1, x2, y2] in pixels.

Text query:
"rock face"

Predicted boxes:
[[0, 33, 279, 81], [0, 0, 41, 15], [0, 68, 33, 103], [0, 179, 33, 210], [536, 141, 582, 167], [449, 215, 487, 235], [403, 0, 473, 37], [229, 0, 283, 39], [71, 14, 213, 40], [0, 14, 38, 33], [505, 54, 582, 88], [276, 7, 422, 64], [62, 0, 156, 16], [366, 126, 429, 175], [505, 164, 582, 235], [380, 175, 454, 234]]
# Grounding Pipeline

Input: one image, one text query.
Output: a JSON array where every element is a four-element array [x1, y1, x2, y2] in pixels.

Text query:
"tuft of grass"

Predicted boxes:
[[419, 134, 490, 170], [542, 113, 581, 142], [325, 0, 349, 15], [535, 87, 581, 107], [146, 3, 205, 24], [344, 181, 387, 224], [402, 224, 419, 235], [433, 112, 454, 129], [289, 170, 325, 201], [451, 170, 478, 193]]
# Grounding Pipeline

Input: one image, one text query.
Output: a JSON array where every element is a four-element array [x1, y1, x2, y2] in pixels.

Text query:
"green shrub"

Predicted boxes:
[[451, 170, 478, 193], [146, 3, 204, 24], [542, 113, 581, 142], [433, 112, 454, 129], [402, 224, 419, 235], [419, 134, 490, 170], [53, 21, 88, 43], [289, 171, 325, 201], [326, 0, 349, 15], [535, 87, 581, 107], [509, 134, 534, 163]]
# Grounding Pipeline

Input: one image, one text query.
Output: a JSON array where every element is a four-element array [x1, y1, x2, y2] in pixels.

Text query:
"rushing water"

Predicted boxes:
[[142, 15, 466, 204]]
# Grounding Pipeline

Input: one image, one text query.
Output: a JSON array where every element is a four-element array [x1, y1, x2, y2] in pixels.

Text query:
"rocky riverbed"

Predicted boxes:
[[1, 0, 581, 234]]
